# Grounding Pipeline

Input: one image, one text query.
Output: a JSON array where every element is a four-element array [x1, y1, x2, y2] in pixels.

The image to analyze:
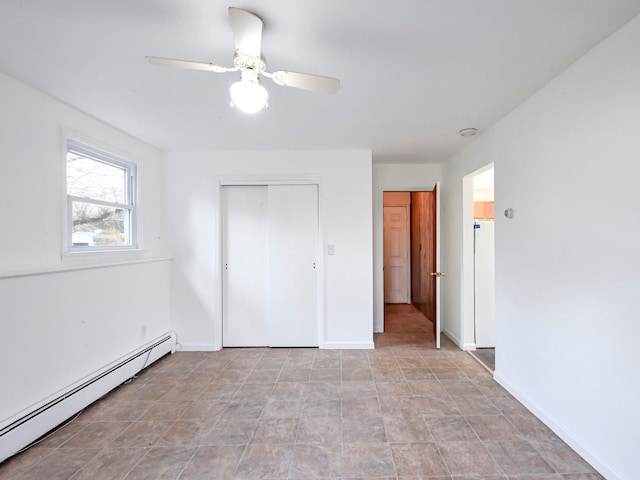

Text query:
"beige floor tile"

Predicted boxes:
[[342, 397, 381, 417], [390, 442, 449, 476], [156, 421, 213, 446], [288, 444, 341, 478], [233, 443, 293, 479], [383, 416, 432, 443], [222, 400, 267, 419], [0, 447, 54, 479], [485, 440, 555, 475], [179, 445, 245, 480], [341, 381, 377, 398], [179, 400, 228, 422], [305, 382, 341, 400], [109, 420, 173, 448], [437, 440, 503, 476], [71, 447, 149, 480], [261, 399, 303, 418], [426, 415, 478, 442], [342, 417, 387, 443], [250, 418, 298, 444], [17, 448, 100, 480], [453, 396, 502, 416], [301, 399, 341, 417], [507, 414, 561, 442], [531, 440, 597, 474], [342, 443, 396, 477], [32, 421, 88, 449], [138, 401, 192, 421], [297, 417, 341, 444], [376, 380, 413, 397], [271, 382, 307, 400], [123, 446, 196, 480], [466, 415, 523, 441], [204, 418, 258, 445], [62, 421, 130, 449], [342, 367, 373, 381]]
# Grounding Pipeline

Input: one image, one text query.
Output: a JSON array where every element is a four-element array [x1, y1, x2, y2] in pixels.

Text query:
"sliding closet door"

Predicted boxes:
[[221, 185, 269, 346], [268, 184, 319, 347]]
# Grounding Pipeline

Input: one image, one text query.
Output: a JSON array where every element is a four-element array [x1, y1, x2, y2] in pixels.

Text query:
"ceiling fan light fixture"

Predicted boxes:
[[229, 79, 268, 114]]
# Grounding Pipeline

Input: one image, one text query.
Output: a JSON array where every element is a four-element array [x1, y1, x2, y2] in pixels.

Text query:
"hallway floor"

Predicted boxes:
[[0, 305, 601, 479]]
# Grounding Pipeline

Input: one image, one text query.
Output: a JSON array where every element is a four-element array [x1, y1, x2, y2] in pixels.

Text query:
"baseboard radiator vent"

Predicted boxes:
[[0, 332, 177, 463]]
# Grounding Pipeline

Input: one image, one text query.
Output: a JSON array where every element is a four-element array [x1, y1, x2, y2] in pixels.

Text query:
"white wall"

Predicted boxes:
[[0, 72, 170, 425], [0, 262, 171, 423], [165, 150, 373, 349], [372, 163, 443, 331], [441, 15, 640, 480]]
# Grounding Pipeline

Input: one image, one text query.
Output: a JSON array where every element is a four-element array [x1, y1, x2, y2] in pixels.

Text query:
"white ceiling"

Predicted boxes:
[[1, 1, 639, 164]]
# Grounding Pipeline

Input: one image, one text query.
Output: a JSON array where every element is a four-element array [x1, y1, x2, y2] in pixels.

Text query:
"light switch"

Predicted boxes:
[[328, 244, 335, 255]]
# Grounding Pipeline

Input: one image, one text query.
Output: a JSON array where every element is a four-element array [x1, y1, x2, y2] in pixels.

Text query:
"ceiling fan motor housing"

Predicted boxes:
[[233, 52, 266, 74]]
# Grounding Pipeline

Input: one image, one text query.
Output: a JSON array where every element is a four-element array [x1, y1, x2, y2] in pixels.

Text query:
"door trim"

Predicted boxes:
[[374, 186, 437, 335], [213, 175, 324, 351]]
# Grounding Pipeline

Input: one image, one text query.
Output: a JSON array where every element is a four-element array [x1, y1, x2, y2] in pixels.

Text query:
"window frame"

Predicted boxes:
[[64, 138, 138, 254]]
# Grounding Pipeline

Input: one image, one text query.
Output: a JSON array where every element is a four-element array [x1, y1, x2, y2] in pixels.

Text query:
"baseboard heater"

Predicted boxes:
[[0, 332, 177, 463]]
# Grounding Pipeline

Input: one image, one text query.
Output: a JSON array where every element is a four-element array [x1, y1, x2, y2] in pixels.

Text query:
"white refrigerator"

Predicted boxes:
[[474, 220, 495, 348]]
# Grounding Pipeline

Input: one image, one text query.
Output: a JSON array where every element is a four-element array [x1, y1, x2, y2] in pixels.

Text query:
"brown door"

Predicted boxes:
[[410, 189, 439, 344]]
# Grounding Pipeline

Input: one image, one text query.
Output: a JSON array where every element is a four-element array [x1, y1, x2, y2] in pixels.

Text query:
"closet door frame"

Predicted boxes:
[[213, 175, 324, 351]]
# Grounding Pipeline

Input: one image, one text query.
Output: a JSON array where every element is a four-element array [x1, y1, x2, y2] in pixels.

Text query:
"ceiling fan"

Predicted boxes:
[[145, 7, 340, 113]]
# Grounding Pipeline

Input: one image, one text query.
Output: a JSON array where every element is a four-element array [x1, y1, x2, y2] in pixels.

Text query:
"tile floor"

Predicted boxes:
[[0, 304, 602, 479]]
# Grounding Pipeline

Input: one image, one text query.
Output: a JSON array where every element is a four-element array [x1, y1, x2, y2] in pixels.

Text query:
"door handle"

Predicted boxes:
[[430, 271, 446, 277]]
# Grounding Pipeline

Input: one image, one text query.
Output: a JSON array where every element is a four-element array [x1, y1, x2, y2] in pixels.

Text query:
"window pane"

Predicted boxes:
[[72, 201, 129, 246], [67, 153, 127, 204]]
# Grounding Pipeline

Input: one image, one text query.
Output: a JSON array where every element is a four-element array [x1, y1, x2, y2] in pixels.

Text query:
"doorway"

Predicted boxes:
[[381, 186, 441, 347]]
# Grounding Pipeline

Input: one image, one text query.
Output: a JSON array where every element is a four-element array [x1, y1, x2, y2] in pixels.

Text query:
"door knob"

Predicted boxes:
[[430, 272, 446, 277]]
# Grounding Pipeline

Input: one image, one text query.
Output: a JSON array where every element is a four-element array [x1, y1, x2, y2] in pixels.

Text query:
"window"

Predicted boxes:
[[66, 140, 137, 251]]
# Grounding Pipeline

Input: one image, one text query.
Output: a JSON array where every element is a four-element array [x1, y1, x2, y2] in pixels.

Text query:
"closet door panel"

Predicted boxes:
[[268, 184, 319, 347], [221, 185, 269, 346]]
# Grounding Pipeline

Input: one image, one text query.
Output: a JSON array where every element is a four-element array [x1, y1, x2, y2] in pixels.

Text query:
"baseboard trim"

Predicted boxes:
[[177, 344, 221, 352], [494, 372, 623, 480], [322, 341, 375, 350]]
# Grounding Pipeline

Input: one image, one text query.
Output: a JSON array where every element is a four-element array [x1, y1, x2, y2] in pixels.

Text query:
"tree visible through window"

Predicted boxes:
[[66, 141, 136, 249]]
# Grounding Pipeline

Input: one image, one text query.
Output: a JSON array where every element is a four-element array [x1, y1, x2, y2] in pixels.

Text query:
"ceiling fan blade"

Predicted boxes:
[[145, 56, 235, 73], [228, 7, 263, 57], [270, 71, 340, 94]]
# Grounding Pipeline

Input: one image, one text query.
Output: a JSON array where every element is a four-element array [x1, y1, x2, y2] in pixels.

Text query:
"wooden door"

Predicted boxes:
[[221, 185, 269, 346], [423, 191, 437, 342], [433, 182, 441, 349], [268, 185, 319, 347], [410, 187, 441, 348], [384, 206, 411, 303]]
